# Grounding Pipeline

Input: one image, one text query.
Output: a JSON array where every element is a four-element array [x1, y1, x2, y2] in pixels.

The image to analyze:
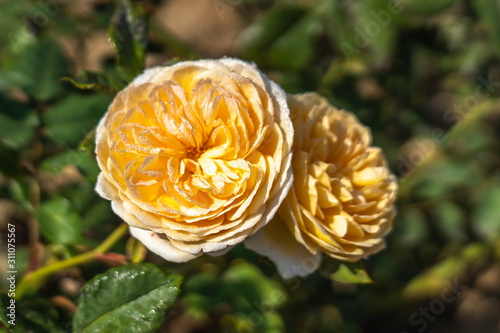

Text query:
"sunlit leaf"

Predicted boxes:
[[73, 264, 182, 333], [330, 261, 373, 284]]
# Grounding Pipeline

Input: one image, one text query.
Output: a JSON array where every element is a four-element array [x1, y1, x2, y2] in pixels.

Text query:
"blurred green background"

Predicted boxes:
[[1, 0, 500, 332]]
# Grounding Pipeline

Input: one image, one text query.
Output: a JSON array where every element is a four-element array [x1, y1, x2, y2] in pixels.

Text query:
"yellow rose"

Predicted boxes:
[[95, 58, 293, 262], [245, 92, 397, 278]]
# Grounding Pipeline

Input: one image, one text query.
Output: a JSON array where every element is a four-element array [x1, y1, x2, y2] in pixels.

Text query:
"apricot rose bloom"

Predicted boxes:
[[95, 58, 293, 262], [245, 93, 397, 278]]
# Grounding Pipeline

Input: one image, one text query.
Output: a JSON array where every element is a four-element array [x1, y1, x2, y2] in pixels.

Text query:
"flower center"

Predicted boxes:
[[186, 146, 206, 160]]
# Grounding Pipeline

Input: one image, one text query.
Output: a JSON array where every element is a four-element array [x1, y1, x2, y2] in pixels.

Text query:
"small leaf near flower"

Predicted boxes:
[[62, 70, 125, 96], [330, 261, 373, 284]]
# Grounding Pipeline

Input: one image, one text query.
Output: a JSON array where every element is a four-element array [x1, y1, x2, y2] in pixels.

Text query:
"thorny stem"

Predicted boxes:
[[16, 223, 129, 300]]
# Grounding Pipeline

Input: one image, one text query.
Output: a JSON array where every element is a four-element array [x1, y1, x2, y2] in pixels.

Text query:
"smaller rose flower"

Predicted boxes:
[[245, 92, 397, 278]]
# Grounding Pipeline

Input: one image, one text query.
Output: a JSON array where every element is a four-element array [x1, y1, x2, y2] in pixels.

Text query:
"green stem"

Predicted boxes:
[[27, 178, 42, 272], [16, 223, 129, 300], [94, 223, 129, 253]]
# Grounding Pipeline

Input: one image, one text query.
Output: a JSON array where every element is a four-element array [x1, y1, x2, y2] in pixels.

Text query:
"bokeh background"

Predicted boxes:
[[1, 0, 500, 332]]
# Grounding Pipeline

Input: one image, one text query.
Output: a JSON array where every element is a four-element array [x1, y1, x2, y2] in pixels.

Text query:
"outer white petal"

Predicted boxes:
[[95, 173, 119, 201], [129, 227, 201, 263], [207, 246, 234, 257], [244, 217, 321, 279], [109, 200, 148, 229]]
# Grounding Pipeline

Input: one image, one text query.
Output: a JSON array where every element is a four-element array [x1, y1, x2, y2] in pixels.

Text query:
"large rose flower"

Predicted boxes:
[[95, 58, 293, 262], [245, 93, 397, 278]]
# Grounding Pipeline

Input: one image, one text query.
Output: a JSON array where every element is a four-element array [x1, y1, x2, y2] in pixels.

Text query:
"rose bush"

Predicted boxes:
[[246, 93, 397, 278], [95, 58, 293, 262]]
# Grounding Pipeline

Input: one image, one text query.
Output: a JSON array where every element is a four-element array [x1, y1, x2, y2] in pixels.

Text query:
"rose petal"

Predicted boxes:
[[245, 217, 321, 279], [129, 226, 200, 262]]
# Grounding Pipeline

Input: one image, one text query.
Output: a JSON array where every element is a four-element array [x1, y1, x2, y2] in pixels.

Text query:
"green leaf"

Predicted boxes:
[[184, 260, 287, 332], [472, 0, 500, 57], [41, 149, 100, 182], [0, 295, 13, 330], [472, 185, 500, 238], [183, 259, 288, 327], [149, 21, 195, 59], [108, 0, 148, 82], [0, 145, 21, 177], [330, 261, 373, 284], [267, 14, 323, 70], [400, 156, 480, 200], [44, 94, 111, 147], [0, 294, 65, 333], [431, 200, 466, 242], [37, 197, 84, 245], [41, 151, 82, 174], [8, 178, 33, 213], [352, 0, 397, 63], [0, 93, 37, 150], [10, 37, 69, 101], [322, 0, 359, 57], [73, 264, 183, 333], [238, 6, 322, 70], [221, 311, 286, 333], [62, 70, 124, 95], [411, 0, 455, 13], [0, 112, 36, 150], [183, 270, 223, 320], [79, 128, 96, 154], [404, 243, 488, 299], [222, 260, 287, 310], [238, 7, 306, 60], [0, 2, 40, 73], [82, 200, 115, 227], [397, 207, 428, 246]]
